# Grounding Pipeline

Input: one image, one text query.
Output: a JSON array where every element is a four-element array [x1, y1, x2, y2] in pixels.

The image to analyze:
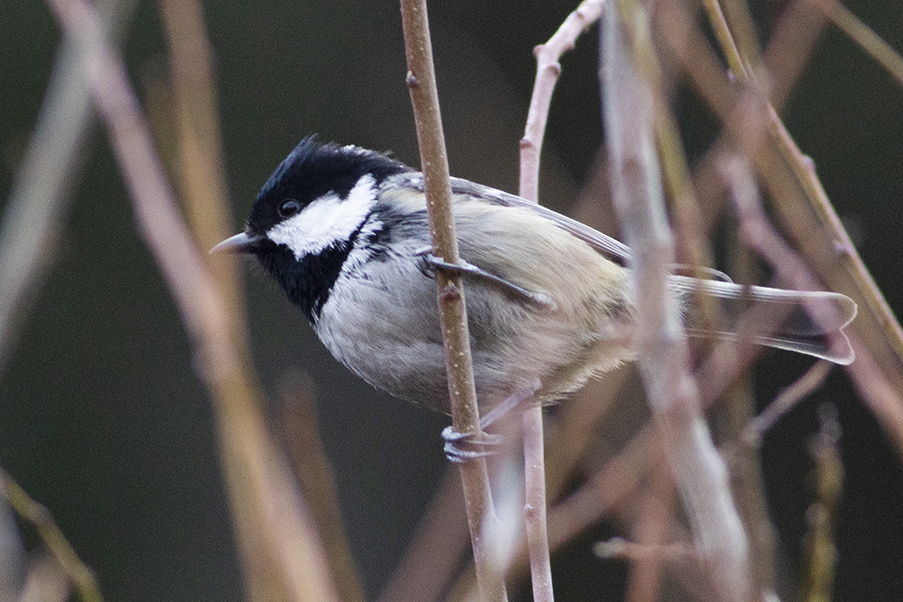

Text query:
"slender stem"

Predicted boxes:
[[156, 0, 242, 305], [602, 3, 751, 600], [519, 0, 605, 202], [44, 0, 343, 599], [398, 1, 506, 600], [522, 408, 554, 602], [700, 0, 748, 80], [1, 468, 101, 602], [675, 0, 903, 458], [0, 0, 136, 377], [804, 0, 903, 87], [516, 3, 608, 600]]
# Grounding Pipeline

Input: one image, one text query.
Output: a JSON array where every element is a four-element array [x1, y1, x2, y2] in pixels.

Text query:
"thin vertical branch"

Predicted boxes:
[[398, 1, 506, 601], [695, 0, 903, 460], [0, 468, 100, 602], [156, 0, 241, 303], [279, 374, 367, 602], [624, 451, 673, 602], [43, 0, 342, 600], [602, 3, 751, 601], [517, 2, 607, 600], [0, 0, 136, 377], [521, 409, 553, 602], [519, 0, 605, 202], [700, 0, 748, 80], [800, 405, 843, 602], [803, 0, 903, 86]]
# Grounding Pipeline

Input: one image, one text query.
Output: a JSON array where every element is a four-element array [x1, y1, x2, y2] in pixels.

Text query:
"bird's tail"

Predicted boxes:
[[668, 276, 858, 365]]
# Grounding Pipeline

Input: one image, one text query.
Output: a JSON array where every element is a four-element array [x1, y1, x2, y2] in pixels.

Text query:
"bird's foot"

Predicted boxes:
[[440, 379, 541, 463]]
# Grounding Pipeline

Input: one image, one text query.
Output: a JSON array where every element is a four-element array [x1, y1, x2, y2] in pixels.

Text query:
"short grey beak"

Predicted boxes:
[[210, 232, 259, 254]]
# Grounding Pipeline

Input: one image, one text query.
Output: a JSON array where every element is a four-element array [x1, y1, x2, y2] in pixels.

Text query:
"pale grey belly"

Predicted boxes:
[[314, 259, 533, 413]]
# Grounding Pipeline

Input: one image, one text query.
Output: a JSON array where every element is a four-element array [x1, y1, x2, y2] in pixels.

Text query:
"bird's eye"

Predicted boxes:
[[278, 199, 302, 218]]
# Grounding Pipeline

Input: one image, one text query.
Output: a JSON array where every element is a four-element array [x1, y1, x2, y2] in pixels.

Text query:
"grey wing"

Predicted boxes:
[[449, 177, 633, 261], [391, 171, 631, 260], [447, 176, 634, 262], [444, 181, 744, 281]]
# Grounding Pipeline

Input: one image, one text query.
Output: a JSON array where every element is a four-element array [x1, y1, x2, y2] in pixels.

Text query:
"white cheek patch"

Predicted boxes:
[[267, 174, 377, 259]]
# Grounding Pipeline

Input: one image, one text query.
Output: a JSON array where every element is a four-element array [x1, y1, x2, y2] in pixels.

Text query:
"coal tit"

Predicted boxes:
[[213, 137, 856, 418]]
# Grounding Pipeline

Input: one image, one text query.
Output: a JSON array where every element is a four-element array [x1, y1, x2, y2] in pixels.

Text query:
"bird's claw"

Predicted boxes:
[[442, 426, 503, 463], [414, 249, 556, 311]]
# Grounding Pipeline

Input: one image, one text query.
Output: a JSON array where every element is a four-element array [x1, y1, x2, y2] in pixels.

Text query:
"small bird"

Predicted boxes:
[[214, 137, 856, 443]]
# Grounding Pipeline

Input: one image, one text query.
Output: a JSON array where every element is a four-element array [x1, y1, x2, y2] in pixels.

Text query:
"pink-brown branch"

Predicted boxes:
[[602, 2, 751, 599], [520, 0, 606, 203], [44, 0, 342, 599], [398, 0, 506, 600]]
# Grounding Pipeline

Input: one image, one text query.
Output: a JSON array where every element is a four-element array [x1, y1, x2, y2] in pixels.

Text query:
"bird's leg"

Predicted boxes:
[[416, 249, 557, 311], [442, 379, 541, 463]]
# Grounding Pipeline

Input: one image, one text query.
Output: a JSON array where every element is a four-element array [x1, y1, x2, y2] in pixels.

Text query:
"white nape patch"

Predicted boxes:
[[267, 174, 377, 260], [342, 212, 385, 274]]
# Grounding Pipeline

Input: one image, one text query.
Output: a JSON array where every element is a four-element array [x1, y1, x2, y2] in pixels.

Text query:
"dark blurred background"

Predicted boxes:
[[1, 0, 902, 600]]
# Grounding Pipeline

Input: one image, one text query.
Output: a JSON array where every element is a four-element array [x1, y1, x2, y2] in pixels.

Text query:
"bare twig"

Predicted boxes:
[[521, 408, 553, 602], [628, 0, 722, 324], [0, 468, 100, 602], [519, 0, 605, 202], [700, 0, 748, 80], [377, 6, 619, 588], [280, 372, 367, 602], [602, 3, 751, 600], [398, 1, 506, 600], [0, 0, 136, 377], [517, 3, 608, 599], [718, 0, 764, 73], [693, 0, 903, 461], [156, 0, 242, 302], [593, 537, 693, 562], [44, 1, 342, 600], [804, 0, 903, 87], [742, 361, 833, 448], [624, 451, 673, 602], [800, 405, 843, 602]]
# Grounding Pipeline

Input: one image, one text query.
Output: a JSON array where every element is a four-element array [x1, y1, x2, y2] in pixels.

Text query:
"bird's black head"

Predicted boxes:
[[245, 136, 411, 237], [212, 136, 412, 321]]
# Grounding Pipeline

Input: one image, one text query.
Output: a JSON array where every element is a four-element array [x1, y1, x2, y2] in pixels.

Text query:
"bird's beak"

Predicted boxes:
[[210, 232, 260, 254]]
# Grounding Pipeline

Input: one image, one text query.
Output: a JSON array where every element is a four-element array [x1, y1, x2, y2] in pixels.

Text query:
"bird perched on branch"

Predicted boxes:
[[214, 137, 856, 458]]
